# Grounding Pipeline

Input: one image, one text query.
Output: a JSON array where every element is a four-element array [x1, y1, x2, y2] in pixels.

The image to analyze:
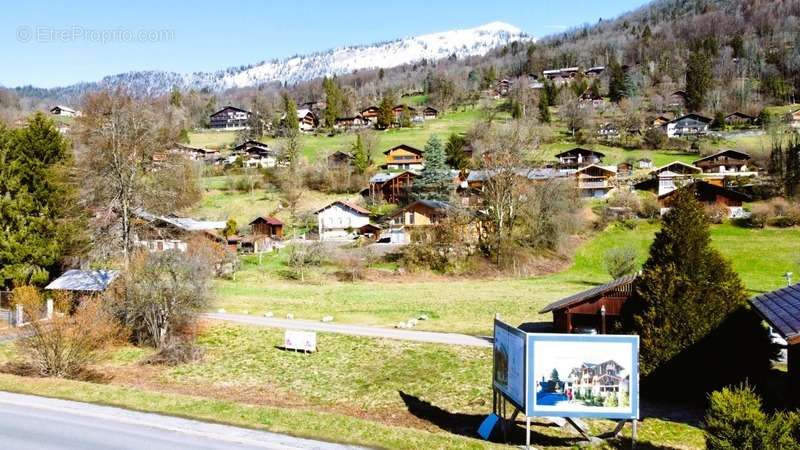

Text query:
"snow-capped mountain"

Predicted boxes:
[[18, 22, 531, 98]]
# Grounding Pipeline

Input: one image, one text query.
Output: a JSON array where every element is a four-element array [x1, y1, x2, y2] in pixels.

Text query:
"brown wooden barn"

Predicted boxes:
[[539, 275, 636, 334], [249, 216, 283, 238]]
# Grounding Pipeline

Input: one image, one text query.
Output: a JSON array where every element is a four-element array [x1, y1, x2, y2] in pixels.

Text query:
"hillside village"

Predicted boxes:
[[5, 0, 800, 449]]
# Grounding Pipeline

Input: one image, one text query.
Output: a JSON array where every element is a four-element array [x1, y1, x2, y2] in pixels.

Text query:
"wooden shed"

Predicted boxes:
[[539, 275, 636, 334], [249, 216, 283, 238]]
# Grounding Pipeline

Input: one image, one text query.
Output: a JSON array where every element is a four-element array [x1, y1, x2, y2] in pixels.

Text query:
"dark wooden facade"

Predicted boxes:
[[540, 275, 636, 334], [249, 216, 283, 238], [369, 171, 416, 204]]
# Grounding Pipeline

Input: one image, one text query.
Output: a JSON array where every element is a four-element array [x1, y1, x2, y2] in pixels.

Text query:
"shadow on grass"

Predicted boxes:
[[399, 391, 699, 449]]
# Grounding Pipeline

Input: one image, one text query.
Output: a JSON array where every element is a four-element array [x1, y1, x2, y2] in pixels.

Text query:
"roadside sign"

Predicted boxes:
[[284, 330, 317, 352]]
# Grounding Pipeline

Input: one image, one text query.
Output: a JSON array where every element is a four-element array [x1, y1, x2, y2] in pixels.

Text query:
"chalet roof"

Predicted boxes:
[[539, 274, 637, 314], [466, 168, 571, 182], [652, 161, 702, 175], [51, 105, 77, 114], [669, 113, 713, 124], [423, 106, 438, 113], [585, 66, 605, 74], [234, 140, 270, 151], [576, 164, 618, 175], [297, 108, 315, 118], [555, 148, 606, 158], [671, 90, 688, 98], [174, 144, 218, 154], [369, 171, 418, 184], [249, 216, 283, 226], [211, 106, 250, 116], [133, 209, 226, 231], [315, 200, 370, 216], [361, 106, 380, 113], [328, 150, 354, 159], [389, 200, 454, 218], [658, 180, 751, 202], [392, 104, 417, 111], [692, 149, 751, 164], [725, 112, 755, 120], [751, 284, 800, 343], [45, 269, 120, 292], [383, 144, 423, 156]]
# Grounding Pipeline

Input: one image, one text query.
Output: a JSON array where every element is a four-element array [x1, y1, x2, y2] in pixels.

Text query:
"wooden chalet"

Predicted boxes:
[[392, 105, 417, 121], [388, 200, 456, 243], [579, 90, 604, 107], [210, 106, 251, 130], [540, 275, 636, 334], [724, 112, 755, 126], [542, 67, 580, 85], [692, 149, 753, 175], [334, 115, 369, 130], [50, 105, 78, 117], [751, 284, 800, 401], [249, 216, 283, 238], [575, 164, 617, 198], [368, 171, 417, 204], [296, 108, 319, 131], [169, 144, 219, 162], [360, 106, 380, 123], [382, 144, 425, 170], [659, 180, 751, 217], [495, 79, 512, 96], [634, 161, 702, 196], [652, 115, 672, 128], [555, 148, 605, 168], [422, 106, 439, 119], [597, 123, 620, 139], [665, 113, 712, 138], [315, 201, 371, 241], [327, 151, 354, 167]]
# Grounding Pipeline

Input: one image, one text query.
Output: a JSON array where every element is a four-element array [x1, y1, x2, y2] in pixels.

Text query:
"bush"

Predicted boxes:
[[284, 242, 327, 281], [749, 203, 771, 228], [705, 384, 800, 450], [643, 128, 667, 149], [604, 246, 639, 279], [705, 203, 730, 224], [639, 193, 661, 219], [14, 295, 126, 378], [142, 338, 204, 366]]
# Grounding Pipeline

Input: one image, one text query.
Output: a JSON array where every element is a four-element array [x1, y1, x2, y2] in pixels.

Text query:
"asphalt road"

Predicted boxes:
[[0, 391, 366, 450], [202, 312, 493, 347]]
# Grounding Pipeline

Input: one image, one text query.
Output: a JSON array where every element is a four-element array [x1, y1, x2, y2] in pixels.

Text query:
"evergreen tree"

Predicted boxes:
[[620, 187, 747, 376], [282, 93, 299, 133], [538, 90, 551, 123], [686, 46, 713, 111], [550, 368, 560, 382], [444, 133, 470, 170], [0, 114, 80, 287], [413, 135, 451, 201], [608, 59, 628, 103], [322, 77, 342, 129], [169, 86, 183, 107], [351, 133, 369, 174], [377, 93, 395, 130]]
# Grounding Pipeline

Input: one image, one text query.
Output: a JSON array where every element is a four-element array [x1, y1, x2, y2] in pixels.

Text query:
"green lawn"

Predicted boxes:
[[212, 222, 800, 335], [540, 141, 698, 168], [188, 130, 239, 149]]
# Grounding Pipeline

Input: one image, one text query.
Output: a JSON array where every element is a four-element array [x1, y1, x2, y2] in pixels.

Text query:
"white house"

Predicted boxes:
[[665, 113, 712, 138], [315, 201, 371, 241]]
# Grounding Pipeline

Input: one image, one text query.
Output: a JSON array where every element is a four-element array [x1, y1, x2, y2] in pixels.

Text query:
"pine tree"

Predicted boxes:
[[322, 77, 342, 129], [413, 135, 451, 201], [0, 114, 80, 287], [444, 133, 470, 170], [351, 133, 369, 174], [620, 187, 747, 376], [608, 59, 628, 103], [377, 93, 395, 130], [686, 46, 713, 112], [282, 93, 299, 133], [538, 91, 551, 123]]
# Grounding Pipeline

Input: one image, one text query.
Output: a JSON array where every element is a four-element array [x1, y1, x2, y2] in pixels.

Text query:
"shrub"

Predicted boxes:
[[639, 193, 661, 219], [705, 203, 730, 224], [749, 203, 771, 228], [284, 242, 327, 281], [643, 128, 667, 149], [14, 296, 126, 378], [142, 338, 204, 366], [705, 384, 800, 450], [705, 384, 768, 450], [604, 246, 639, 279]]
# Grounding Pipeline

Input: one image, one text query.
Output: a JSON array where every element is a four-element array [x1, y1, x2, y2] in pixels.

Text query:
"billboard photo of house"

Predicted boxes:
[[529, 336, 638, 418]]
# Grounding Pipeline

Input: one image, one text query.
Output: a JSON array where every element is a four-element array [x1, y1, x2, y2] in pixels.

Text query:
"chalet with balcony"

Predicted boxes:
[[634, 161, 702, 196], [597, 123, 620, 140], [693, 150, 754, 176], [579, 90, 604, 108], [231, 140, 277, 168], [575, 164, 617, 198], [725, 112, 755, 126], [659, 180, 751, 218], [132, 210, 227, 252], [334, 115, 369, 130], [392, 105, 417, 122], [422, 106, 439, 120], [360, 106, 380, 124], [296, 108, 319, 131], [540, 275, 636, 334], [652, 115, 672, 128], [665, 113, 712, 138], [367, 171, 417, 204], [388, 200, 455, 244], [555, 148, 605, 168], [210, 106, 251, 130], [315, 201, 371, 241], [543, 67, 580, 85], [168, 144, 219, 162], [382, 144, 425, 171]]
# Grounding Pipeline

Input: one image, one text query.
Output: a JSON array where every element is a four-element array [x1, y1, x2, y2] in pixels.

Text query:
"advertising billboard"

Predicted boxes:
[[493, 320, 527, 410], [525, 334, 639, 419]]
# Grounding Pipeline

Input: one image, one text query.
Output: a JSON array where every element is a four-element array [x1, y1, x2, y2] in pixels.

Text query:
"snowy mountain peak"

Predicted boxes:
[[24, 22, 532, 98]]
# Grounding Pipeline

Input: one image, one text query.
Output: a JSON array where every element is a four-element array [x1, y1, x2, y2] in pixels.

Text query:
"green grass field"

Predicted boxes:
[[212, 222, 800, 335]]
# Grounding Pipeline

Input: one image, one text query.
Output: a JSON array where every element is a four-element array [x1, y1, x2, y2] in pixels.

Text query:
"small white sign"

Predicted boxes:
[[284, 330, 317, 352]]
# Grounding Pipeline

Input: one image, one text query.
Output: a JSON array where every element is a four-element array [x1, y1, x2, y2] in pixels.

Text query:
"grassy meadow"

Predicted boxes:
[[211, 222, 800, 336]]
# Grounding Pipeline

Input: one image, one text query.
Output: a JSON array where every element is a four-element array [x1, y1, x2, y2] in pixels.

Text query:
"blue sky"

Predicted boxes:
[[0, 0, 649, 88]]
